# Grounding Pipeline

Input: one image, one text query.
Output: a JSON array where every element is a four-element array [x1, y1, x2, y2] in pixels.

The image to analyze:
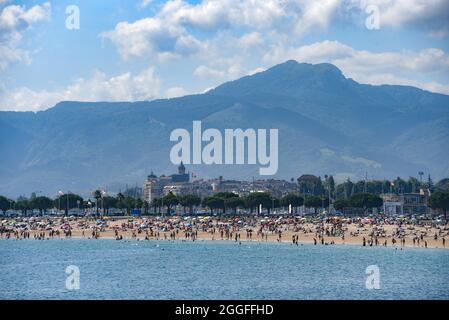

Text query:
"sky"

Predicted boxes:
[[0, 0, 449, 112]]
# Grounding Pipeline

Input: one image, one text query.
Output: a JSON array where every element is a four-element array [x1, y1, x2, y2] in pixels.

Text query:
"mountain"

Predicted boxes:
[[1, 60, 448, 197]]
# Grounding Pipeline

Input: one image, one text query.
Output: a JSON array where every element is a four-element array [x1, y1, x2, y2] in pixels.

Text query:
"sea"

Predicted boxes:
[[0, 239, 448, 300]]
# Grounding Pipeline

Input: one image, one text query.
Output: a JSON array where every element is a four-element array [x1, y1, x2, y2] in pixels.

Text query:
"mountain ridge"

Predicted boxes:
[[1, 60, 448, 197]]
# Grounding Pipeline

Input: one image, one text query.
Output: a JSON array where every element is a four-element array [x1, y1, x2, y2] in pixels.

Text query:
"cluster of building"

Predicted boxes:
[[143, 163, 297, 203], [381, 191, 431, 216], [143, 164, 435, 217]]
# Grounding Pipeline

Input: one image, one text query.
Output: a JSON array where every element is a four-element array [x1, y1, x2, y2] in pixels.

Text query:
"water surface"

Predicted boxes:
[[0, 239, 448, 299]]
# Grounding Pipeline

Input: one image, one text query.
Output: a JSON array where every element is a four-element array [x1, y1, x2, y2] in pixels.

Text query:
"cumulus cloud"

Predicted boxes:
[[0, 2, 51, 71], [104, 0, 449, 61], [139, 0, 153, 9], [103, 0, 349, 59], [0, 67, 161, 111], [4, 0, 449, 111], [361, 0, 449, 31], [341, 154, 382, 169], [238, 32, 263, 49], [164, 86, 188, 98], [194, 65, 226, 79], [292, 0, 341, 36]]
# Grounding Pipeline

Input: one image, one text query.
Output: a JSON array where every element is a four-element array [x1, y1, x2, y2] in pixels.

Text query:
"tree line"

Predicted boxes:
[[1, 177, 448, 218], [0, 190, 377, 215], [299, 175, 448, 199]]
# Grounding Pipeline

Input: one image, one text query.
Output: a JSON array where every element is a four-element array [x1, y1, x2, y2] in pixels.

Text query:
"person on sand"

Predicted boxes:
[[443, 238, 446, 248]]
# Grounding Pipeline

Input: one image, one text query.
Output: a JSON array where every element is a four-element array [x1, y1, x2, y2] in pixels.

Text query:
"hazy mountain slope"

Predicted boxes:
[[0, 60, 448, 197]]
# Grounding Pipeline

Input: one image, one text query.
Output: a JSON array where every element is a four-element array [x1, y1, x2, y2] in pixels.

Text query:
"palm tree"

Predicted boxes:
[[116, 192, 125, 210], [162, 192, 178, 216], [143, 200, 149, 215], [93, 190, 102, 216]]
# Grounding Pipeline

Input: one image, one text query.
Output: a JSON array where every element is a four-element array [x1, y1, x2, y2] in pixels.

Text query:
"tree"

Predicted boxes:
[[338, 178, 354, 199], [102, 196, 117, 215], [245, 192, 273, 214], [333, 199, 350, 211], [0, 195, 12, 212], [143, 200, 149, 215], [202, 196, 223, 214], [116, 192, 125, 210], [214, 192, 238, 199], [427, 174, 435, 192], [349, 193, 383, 210], [93, 190, 102, 215], [54, 193, 84, 215], [136, 198, 143, 211], [179, 195, 201, 214], [162, 192, 178, 215], [151, 198, 162, 215], [224, 197, 244, 215], [29, 196, 53, 214], [213, 192, 238, 213], [304, 195, 328, 210], [280, 193, 303, 213], [435, 178, 449, 192], [392, 177, 407, 194], [429, 192, 449, 220], [15, 198, 30, 212], [123, 196, 136, 215], [327, 175, 335, 199], [408, 177, 421, 193]]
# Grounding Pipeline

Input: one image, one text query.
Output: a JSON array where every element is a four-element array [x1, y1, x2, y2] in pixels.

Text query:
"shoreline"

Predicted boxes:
[[2, 234, 448, 250], [2, 216, 448, 250]]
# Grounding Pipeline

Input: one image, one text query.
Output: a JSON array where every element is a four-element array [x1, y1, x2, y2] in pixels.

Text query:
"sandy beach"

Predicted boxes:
[[1, 216, 447, 249]]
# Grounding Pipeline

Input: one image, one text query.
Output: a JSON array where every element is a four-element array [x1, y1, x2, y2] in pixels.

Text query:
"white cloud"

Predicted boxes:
[[292, 0, 340, 36], [360, 0, 449, 30], [139, 0, 153, 9], [0, 66, 161, 111], [103, 0, 355, 60], [247, 67, 265, 76], [0, 2, 51, 71], [194, 65, 226, 79], [4, 1, 449, 111], [341, 154, 382, 168], [101, 16, 204, 60], [104, 0, 449, 62], [164, 86, 188, 98], [238, 32, 263, 49], [320, 148, 336, 157], [159, 0, 286, 30]]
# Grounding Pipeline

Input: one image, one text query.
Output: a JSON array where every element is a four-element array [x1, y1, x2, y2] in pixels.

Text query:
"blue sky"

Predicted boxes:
[[1, 0, 449, 111]]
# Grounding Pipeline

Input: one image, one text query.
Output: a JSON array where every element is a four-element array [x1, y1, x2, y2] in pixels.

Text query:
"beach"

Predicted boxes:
[[1, 216, 447, 249]]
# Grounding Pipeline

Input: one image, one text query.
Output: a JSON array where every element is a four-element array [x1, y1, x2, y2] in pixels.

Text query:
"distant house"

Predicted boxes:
[[143, 162, 190, 203], [402, 192, 429, 216], [381, 190, 430, 216], [170, 162, 190, 183]]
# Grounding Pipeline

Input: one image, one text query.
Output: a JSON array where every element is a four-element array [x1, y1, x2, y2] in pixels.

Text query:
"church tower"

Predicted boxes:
[[178, 161, 186, 175]]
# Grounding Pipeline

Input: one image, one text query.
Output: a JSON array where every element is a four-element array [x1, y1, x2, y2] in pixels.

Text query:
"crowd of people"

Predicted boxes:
[[0, 215, 447, 249]]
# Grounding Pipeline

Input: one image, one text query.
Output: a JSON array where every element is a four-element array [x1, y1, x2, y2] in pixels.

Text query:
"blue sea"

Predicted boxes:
[[0, 239, 448, 300]]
